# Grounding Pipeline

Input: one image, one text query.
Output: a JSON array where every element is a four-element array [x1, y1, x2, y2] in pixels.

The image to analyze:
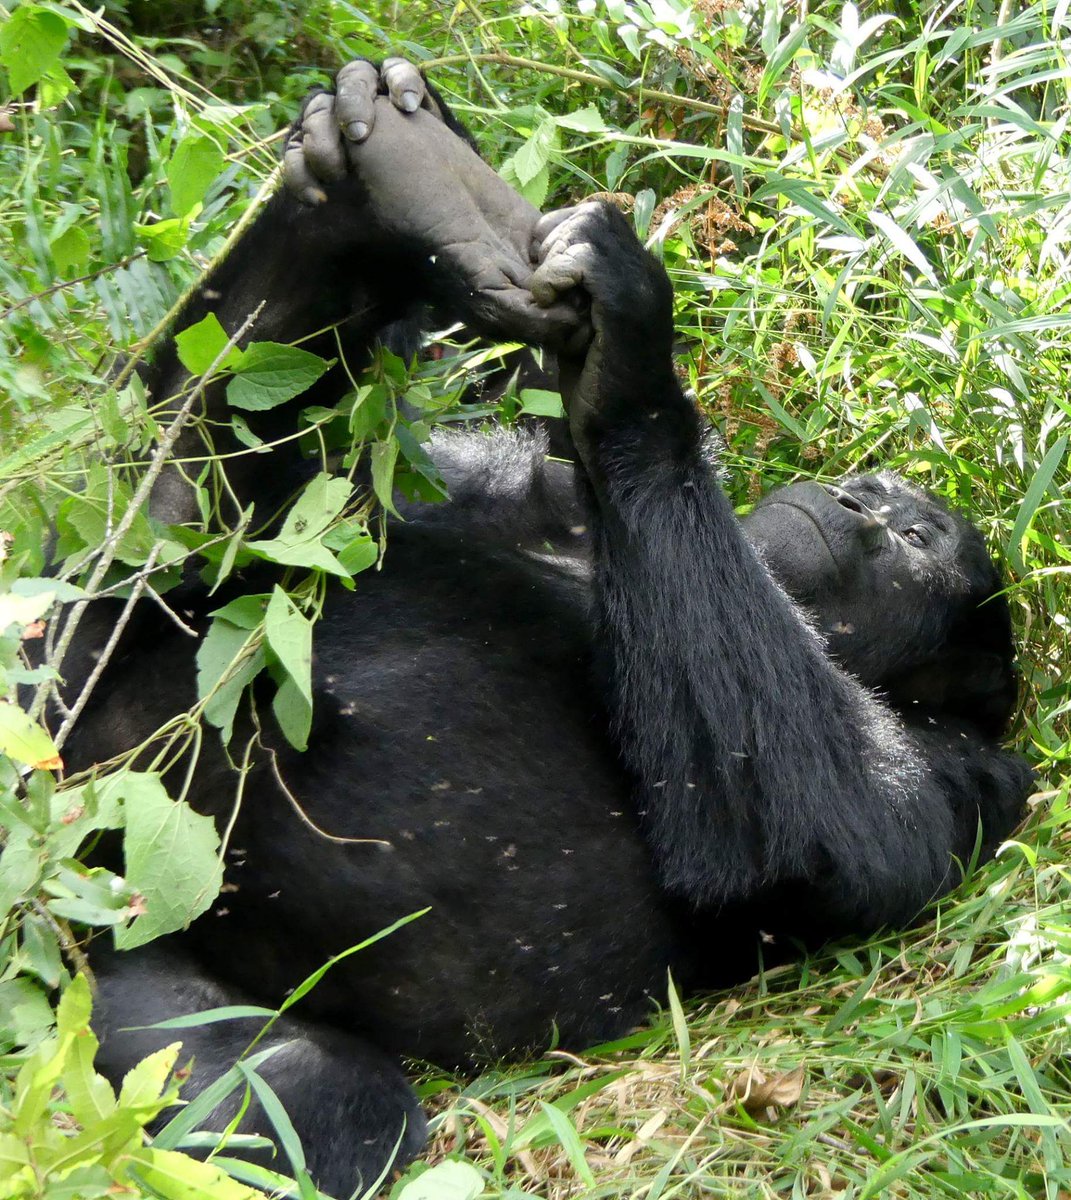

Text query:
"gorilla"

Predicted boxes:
[[56, 60, 1032, 1195]]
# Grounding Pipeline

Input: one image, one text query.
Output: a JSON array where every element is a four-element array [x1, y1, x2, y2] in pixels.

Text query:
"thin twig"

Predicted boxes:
[[265, 742, 391, 847], [143, 585, 199, 637], [0, 252, 148, 321], [424, 51, 783, 136], [423, 50, 887, 179], [33, 303, 265, 722], [53, 543, 161, 751], [30, 899, 93, 984]]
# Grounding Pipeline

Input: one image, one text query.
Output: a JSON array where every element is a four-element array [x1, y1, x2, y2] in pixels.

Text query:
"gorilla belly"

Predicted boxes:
[[80, 528, 676, 1066]]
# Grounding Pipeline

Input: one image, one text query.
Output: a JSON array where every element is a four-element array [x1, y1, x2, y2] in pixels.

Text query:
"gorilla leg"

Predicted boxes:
[[93, 946, 427, 1194]]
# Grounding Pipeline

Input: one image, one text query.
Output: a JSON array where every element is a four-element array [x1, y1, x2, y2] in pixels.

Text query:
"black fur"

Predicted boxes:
[[62, 75, 1033, 1194]]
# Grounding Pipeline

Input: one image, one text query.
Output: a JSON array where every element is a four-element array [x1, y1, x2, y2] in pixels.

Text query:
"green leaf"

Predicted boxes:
[[0, 589, 55, 636], [46, 863, 136, 927], [168, 134, 225, 217], [519, 161, 550, 208], [113, 773, 224, 950], [56, 972, 93, 1038], [869, 209, 939, 286], [62, 1020, 116, 1129], [152, 1044, 287, 1151], [56, 470, 157, 568], [226, 343, 333, 412], [210, 593, 270, 630], [754, 174, 857, 236], [195, 618, 264, 741], [555, 105, 607, 133], [272, 674, 312, 752], [371, 438, 401, 518], [0, 978, 54, 1047], [518, 388, 565, 419], [335, 531, 378, 576], [235, 1064, 307, 1175], [513, 119, 557, 186], [50, 225, 91, 276], [135, 1147, 267, 1200], [175, 312, 243, 376], [134, 210, 198, 262], [0, 701, 62, 770], [265, 587, 312, 706], [538, 1101, 596, 1188], [666, 969, 691, 1078], [0, 827, 41, 914], [279, 908, 429, 1014], [120, 1043, 181, 1111], [137, 1005, 276, 1030], [396, 1160, 486, 1200], [246, 536, 346, 576], [1007, 434, 1067, 575], [0, 6, 69, 96], [246, 474, 353, 576]]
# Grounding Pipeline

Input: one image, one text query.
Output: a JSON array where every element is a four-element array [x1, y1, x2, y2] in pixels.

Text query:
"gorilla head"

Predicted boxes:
[[743, 472, 1017, 737]]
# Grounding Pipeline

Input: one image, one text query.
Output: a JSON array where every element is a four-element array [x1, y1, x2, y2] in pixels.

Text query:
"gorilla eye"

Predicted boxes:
[[902, 527, 928, 547]]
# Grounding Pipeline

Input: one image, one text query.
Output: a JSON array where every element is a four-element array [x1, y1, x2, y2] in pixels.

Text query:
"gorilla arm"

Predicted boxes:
[[528, 202, 1030, 936]]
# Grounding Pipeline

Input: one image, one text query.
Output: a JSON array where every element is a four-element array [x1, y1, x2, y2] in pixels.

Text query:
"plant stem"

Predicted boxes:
[[33, 303, 265, 724]]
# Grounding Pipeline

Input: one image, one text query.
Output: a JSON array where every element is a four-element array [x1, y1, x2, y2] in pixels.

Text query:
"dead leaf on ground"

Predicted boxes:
[[613, 1108, 669, 1165], [728, 1064, 805, 1116]]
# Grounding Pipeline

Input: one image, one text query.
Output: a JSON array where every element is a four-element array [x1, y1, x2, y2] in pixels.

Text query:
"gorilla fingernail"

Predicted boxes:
[[402, 90, 420, 113], [346, 120, 369, 141], [301, 186, 328, 206]]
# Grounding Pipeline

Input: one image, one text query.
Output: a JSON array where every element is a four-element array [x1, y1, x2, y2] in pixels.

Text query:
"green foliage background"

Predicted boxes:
[[0, 0, 1069, 1197]]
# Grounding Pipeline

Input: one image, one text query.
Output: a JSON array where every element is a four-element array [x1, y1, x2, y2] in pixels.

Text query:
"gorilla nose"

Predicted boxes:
[[822, 484, 867, 513], [822, 485, 887, 551]]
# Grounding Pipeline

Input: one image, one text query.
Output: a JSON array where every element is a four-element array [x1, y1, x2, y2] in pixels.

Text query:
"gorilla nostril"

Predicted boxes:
[[823, 484, 866, 515]]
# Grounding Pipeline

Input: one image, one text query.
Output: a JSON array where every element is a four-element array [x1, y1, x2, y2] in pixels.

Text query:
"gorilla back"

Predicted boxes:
[[59, 63, 1032, 1196]]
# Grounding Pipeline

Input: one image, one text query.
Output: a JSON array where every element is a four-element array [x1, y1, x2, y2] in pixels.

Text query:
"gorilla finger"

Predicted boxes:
[[335, 59, 380, 141], [381, 57, 426, 115], [534, 202, 609, 263], [467, 285, 588, 349], [529, 243, 595, 306], [530, 207, 581, 262], [283, 144, 328, 206], [301, 97, 347, 183], [504, 292, 593, 351]]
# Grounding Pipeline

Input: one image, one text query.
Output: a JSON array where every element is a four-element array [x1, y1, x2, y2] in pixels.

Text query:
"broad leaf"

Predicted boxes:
[[0, 6, 69, 96], [227, 343, 333, 412], [0, 702, 62, 770], [196, 617, 264, 741], [169, 134, 224, 217], [113, 773, 223, 950], [176, 313, 243, 376], [264, 587, 312, 706]]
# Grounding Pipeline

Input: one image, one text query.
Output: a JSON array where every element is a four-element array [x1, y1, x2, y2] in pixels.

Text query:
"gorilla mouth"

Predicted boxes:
[[743, 501, 842, 597]]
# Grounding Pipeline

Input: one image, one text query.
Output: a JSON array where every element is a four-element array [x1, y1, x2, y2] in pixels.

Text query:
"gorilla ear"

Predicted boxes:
[[886, 592, 1018, 737]]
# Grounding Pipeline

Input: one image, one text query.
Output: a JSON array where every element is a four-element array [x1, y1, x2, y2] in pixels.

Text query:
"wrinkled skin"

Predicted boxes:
[[284, 60, 587, 350], [68, 61, 1034, 1197]]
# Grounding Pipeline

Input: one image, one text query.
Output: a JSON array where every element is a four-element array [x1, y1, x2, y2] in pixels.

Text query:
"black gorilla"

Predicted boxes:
[[61, 60, 1032, 1195]]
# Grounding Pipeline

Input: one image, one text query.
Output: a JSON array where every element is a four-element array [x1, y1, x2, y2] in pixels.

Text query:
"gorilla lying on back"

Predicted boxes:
[[65, 60, 1032, 1195]]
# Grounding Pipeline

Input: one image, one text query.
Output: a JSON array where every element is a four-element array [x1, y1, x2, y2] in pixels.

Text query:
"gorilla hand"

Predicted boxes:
[[283, 60, 587, 350], [528, 202, 678, 451]]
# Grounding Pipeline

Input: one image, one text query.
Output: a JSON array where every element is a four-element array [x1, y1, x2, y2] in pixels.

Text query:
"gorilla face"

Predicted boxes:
[[742, 472, 1017, 733]]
